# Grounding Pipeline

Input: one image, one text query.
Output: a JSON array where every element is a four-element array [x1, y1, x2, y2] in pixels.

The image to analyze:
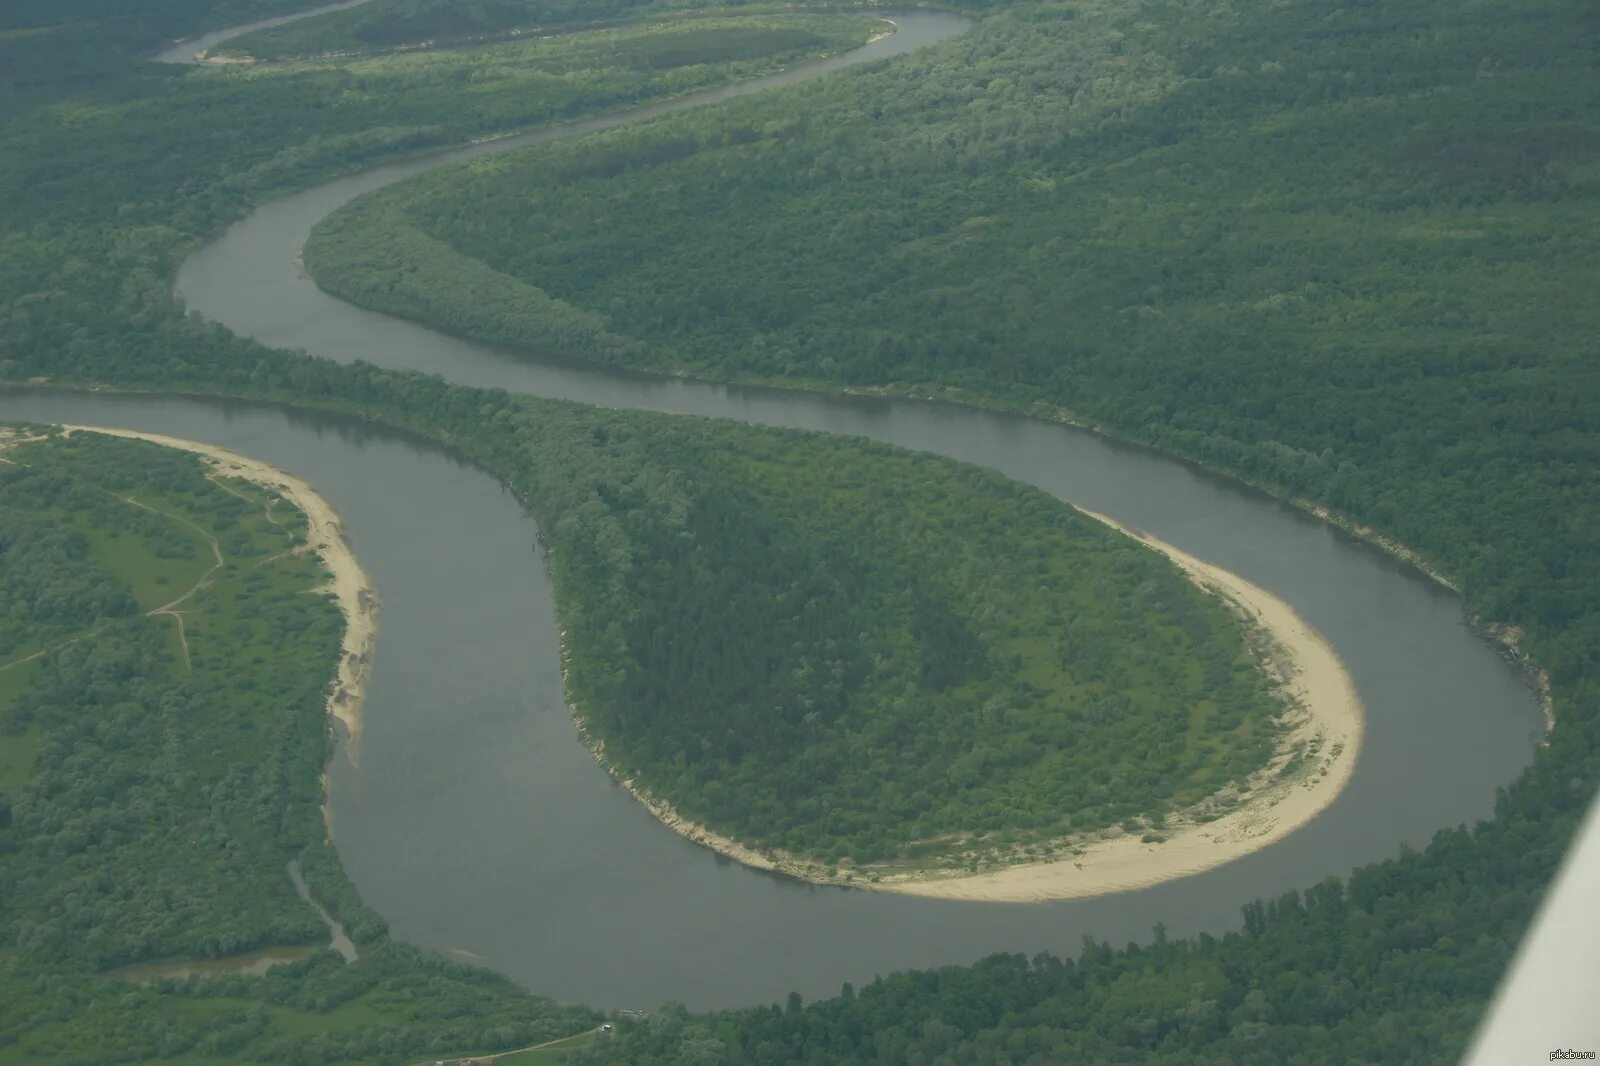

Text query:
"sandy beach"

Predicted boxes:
[[875, 511, 1365, 901], [60, 426, 378, 750], [596, 508, 1364, 903]]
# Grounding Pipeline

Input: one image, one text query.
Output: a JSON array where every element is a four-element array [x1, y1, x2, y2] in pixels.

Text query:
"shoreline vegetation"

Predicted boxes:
[[579, 508, 1363, 902], [290, 0, 1573, 772], [0, 0, 1588, 1053], [60, 426, 379, 751], [509, 400, 1303, 870]]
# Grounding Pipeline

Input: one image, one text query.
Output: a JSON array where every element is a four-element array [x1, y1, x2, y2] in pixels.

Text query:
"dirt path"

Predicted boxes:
[[417, 1027, 601, 1065], [121, 494, 228, 670], [61, 426, 379, 751], [0, 627, 107, 676]]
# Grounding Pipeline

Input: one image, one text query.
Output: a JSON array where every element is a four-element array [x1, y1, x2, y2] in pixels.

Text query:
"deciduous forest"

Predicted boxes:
[[554, 419, 1288, 869], [1, 0, 1596, 1060], [0, 429, 603, 1061]]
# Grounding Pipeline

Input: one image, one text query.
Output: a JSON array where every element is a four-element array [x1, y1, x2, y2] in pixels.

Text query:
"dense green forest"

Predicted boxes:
[[308, 0, 1600, 676], [0, 430, 341, 969], [0, 0, 326, 94], [0, 429, 602, 1062], [308, 0, 1600, 765], [296, 0, 1595, 1056], [1, 0, 324, 46], [557, 422, 1288, 868], [1, 0, 1286, 873], [1, 0, 1597, 1061]]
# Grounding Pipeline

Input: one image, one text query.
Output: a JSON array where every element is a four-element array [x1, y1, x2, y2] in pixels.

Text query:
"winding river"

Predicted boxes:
[[1, 9, 1543, 1010], [151, 0, 374, 63]]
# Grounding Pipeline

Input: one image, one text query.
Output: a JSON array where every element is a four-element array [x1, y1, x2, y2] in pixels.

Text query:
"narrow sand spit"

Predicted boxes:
[[595, 510, 1364, 903], [60, 426, 377, 751]]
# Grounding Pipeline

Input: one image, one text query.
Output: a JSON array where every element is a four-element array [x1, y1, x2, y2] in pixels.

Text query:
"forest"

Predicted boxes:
[[307, 0, 1600, 686], [0, 429, 602, 1061], [0, 394, 1288, 1053], [0, 0, 1596, 1060]]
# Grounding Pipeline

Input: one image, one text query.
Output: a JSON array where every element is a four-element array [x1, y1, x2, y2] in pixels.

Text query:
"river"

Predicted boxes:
[[2, 10, 1543, 1011], [152, 0, 375, 63]]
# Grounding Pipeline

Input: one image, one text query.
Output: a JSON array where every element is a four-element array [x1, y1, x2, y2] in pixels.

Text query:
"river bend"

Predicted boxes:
[[0, 9, 1544, 1010]]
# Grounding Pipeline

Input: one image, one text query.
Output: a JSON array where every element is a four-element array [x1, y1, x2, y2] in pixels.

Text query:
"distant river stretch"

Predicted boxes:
[[0, 7, 1543, 1010]]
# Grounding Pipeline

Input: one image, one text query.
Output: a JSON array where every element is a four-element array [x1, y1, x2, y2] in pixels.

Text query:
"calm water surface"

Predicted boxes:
[[3, 10, 1543, 1011], [151, 0, 374, 64]]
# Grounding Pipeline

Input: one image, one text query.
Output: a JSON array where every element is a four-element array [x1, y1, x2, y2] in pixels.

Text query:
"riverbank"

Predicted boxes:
[[877, 512, 1364, 901], [60, 426, 378, 749], [581, 510, 1364, 903]]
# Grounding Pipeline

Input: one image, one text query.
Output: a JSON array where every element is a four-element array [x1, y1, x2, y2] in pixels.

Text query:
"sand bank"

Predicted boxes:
[[876, 512, 1364, 901], [593, 509, 1364, 903], [60, 426, 377, 749]]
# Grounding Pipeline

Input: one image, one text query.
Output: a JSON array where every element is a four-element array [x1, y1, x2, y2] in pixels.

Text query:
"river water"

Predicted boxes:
[[3, 11, 1543, 1010], [151, 0, 375, 64]]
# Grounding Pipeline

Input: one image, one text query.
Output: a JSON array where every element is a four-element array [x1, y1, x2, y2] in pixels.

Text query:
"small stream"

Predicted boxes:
[[112, 859, 356, 980]]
